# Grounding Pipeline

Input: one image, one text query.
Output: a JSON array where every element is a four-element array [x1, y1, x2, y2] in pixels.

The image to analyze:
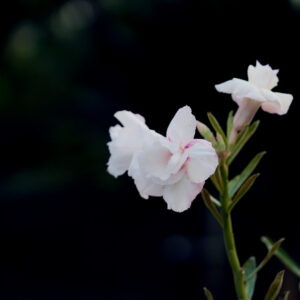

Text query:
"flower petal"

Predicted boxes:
[[163, 176, 204, 212], [186, 140, 218, 183], [215, 78, 266, 104], [247, 61, 279, 90], [129, 159, 164, 199], [261, 91, 293, 115], [109, 124, 122, 140], [107, 143, 132, 177], [107, 110, 150, 177], [136, 139, 173, 181], [114, 110, 146, 128], [166, 106, 196, 146]]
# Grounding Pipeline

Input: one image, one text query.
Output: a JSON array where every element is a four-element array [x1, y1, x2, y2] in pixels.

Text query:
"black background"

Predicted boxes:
[[0, 0, 299, 299]]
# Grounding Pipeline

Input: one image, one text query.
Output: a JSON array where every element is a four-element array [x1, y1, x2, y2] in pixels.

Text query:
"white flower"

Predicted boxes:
[[128, 106, 219, 212], [107, 110, 158, 177], [215, 61, 293, 136]]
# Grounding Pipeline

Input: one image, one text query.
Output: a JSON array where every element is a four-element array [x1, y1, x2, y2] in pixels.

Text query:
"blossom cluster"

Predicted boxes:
[[107, 106, 219, 212], [107, 61, 293, 213]]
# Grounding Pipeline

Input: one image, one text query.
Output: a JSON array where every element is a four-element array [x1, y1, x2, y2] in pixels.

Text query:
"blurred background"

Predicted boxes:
[[0, 0, 300, 299]]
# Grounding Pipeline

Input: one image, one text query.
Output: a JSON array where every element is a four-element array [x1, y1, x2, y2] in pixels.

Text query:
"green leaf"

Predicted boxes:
[[197, 121, 216, 144], [201, 189, 223, 227], [246, 238, 285, 282], [203, 287, 214, 300], [228, 174, 260, 212], [243, 256, 257, 300], [207, 112, 227, 146], [261, 237, 300, 278], [229, 151, 266, 198], [210, 195, 221, 207], [227, 120, 260, 165], [226, 110, 234, 140], [264, 270, 285, 300], [282, 291, 290, 300]]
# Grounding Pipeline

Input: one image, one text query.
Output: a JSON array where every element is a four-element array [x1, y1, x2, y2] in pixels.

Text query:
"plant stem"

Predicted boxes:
[[221, 165, 248, 300]]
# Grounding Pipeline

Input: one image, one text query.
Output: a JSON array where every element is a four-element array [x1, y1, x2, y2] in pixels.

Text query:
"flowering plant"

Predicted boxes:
[[107, 61, 296, 299]]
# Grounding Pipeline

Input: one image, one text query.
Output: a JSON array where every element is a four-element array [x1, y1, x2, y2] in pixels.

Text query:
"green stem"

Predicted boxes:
[[221, 165, 248, 300]]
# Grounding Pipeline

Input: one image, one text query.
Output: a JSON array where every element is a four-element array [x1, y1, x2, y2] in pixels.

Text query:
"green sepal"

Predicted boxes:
[[261, 236, 300, 278], [227, 120, 260, 165], [228, 174, 260, 213], [229, 151, 266, 198], [197, 121, 216, 144], [226, 110, 234, 140], [264, 270, 285, 300], [207, 112, 227, 146], [216, 132, 226, 152], [243, 256, 257, 300], [203, 287, 214, 300], [246, 238, 285, 282], [201, 189, 223, 228]]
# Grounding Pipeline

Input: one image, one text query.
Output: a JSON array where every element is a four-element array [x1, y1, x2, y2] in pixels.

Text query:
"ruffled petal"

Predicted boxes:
[[107, 110, 150, 177], [166, 106, 196, 146], [163, 176, 204, 212], [107, 142, 132, 177], [247, 61, 279, 90], [261, 91, 293, 115], [186, 140, 218, 183], [109, 124, 122, 140], [215, 78, 266, 104]]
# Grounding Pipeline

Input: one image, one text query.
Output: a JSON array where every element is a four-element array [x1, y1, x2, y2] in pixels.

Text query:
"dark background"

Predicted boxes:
[[0, 0, 299, 299]]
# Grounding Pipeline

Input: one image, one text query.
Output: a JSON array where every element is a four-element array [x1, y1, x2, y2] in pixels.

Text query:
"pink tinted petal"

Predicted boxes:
[[134, 175, 164, 199], [215, 78, 266, 103], [166, 150, 189, 175], [261, 91, 293, 115], [247, 61, 279, 90], [163, 176, 204, 213], [186, 140, 218, 183], [166, 106, 196, 146]]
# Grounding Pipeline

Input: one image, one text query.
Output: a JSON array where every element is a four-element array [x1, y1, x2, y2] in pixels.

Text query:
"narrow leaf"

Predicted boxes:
[[261, 237, 300, 277], [246, 238, 285, 282], [228, 174, 260, 212], [210, 195, 221, 207], [243, 257, 257, 300], [207, 112, 227, 146], [264, 270, 285, 300], [201, 189, 223, 227], [197, 121, 216, 144], [226, 110, 234, 140], [210, 174, 222, 193], [227, 121, 260, 165], [229, 151, 266, 198], [283, 291, 290, 300], [203, 287, 214, 300]]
